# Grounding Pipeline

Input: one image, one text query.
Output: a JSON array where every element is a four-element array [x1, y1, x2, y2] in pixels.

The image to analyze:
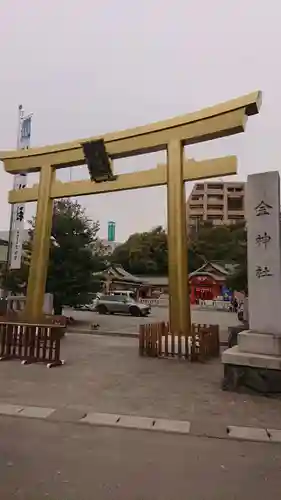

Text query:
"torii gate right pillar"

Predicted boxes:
[[167, 140, 190, 335]]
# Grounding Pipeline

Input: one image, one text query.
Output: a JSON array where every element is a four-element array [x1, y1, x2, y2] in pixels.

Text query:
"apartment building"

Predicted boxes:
[[187, 181, 245, 227]]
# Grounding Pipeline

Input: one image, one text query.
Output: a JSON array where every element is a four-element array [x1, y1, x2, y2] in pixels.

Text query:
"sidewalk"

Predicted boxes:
[[0, 333, 280, 433], [1, 416, 280, 500]]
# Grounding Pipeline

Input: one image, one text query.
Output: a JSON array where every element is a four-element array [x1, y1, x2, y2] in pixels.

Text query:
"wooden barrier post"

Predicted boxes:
[[138, 321, 220, 362]]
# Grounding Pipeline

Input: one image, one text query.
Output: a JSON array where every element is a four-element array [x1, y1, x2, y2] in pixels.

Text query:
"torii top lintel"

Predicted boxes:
[[0, 91, 261, 174]]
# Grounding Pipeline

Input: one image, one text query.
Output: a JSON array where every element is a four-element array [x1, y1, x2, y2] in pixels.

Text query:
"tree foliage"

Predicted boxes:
[[4, 206, 249, 308], [225, 227, 248, 293], [111, 225, 201, 275], [4, 199, 106, 313], [111, 222, 248, 282], [111, 226, 169, 275], [190, 221, 246, 263]]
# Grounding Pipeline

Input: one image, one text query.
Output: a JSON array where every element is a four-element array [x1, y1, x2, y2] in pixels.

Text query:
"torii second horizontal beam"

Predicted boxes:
[[8, 155, 237, 204]]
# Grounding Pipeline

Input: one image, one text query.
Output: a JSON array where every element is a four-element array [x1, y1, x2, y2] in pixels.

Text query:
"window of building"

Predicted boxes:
[[207, 215, 223, 221], [207, 204, 223, 211], [207, 194, 223, 201], [207, 184, 222, 190], [190, 203, 203, 209], [228, 214, 244, 220], [227, 197, 243, 211], [190, 215, 203, 219], [228, 186, 244, 193], [191, 195, 204, 201]]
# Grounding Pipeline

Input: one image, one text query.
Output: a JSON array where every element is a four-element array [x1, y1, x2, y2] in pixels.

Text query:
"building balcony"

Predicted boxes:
[[227, 186, 244, 193], [194, 185, 205, 192], [227, 193, 244, 200], [188, 198, 204, 205], [206, 188, 224, 196], [206, 208, 224, 215], [188, 207, 204, 216], [227, 209, 244, 216], [207, 197, 224, 204]]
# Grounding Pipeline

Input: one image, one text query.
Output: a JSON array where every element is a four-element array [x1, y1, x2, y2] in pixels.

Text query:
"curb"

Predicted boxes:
[[66, 329, 229, 346], [0, 403, 280, 444]]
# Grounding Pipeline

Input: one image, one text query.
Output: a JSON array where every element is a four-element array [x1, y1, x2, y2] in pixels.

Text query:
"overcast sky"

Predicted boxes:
[[0, 0, 279, 241]]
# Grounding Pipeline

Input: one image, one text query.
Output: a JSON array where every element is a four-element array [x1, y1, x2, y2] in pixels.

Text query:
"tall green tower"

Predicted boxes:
[[107, 220, 116, 242]]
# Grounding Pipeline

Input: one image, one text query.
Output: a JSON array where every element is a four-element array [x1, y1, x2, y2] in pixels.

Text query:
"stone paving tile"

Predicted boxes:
[[47, 407, 87, 422], [190, 418, 227, 439], [267, 429, 281, 443], [1, 401, 281, 444], [227, 425, 270, 442], [153, 418, 190, 434], [116, 415, 155, 430], [81, 412, 120, 426], [19, 406, 55, 419], [0, 403, 23, 415]]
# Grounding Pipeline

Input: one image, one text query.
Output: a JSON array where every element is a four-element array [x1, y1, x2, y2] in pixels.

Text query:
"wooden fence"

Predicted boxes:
[[0, 318, 66, 367], [139, 322, 220, 362]]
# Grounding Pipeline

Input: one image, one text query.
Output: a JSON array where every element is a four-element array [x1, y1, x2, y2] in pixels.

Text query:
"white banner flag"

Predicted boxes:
[[10, 174, 27, 269], [9, 108, 32, 270]]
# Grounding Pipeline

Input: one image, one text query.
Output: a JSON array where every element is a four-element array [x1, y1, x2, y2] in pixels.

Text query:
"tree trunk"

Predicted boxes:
[[53, 295, 63, 315]]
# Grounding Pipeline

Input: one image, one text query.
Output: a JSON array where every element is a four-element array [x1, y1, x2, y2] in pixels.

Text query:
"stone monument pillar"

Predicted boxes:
[[43, 293, 54, 314], [222, 171, 281, 393]]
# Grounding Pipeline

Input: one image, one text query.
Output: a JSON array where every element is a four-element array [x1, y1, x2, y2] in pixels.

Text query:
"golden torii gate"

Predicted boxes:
[[0, 91, 261, 335]]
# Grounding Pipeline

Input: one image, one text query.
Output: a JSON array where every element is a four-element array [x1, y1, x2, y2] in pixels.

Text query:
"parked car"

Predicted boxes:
[[74, 293, 99, 311], [74, 304, 94, 311], [94, 294, 151, 317]]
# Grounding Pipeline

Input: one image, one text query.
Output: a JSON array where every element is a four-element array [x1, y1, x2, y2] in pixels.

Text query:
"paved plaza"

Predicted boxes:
[[0, 308, 280, 499], [0, 333, 280, 429], [0, 331, 281, 498]]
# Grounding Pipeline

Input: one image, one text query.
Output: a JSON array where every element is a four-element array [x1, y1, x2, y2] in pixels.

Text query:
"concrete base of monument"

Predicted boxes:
[[238, 330, 281, 356], [222, 343, 281, 394]]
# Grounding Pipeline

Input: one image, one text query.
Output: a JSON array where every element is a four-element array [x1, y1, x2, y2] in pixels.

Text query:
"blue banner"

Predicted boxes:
[[221, 286, 232, 301]]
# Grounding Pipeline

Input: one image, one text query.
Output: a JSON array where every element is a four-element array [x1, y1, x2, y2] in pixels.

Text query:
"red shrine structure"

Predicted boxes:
[[189, 262, 231, 304]]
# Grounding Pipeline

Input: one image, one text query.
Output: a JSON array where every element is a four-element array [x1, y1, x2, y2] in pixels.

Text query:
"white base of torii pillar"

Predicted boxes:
[[222, 171, 281, 393]]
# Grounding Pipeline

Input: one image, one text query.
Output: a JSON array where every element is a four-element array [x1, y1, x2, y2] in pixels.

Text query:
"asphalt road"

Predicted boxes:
[[65, 306, 239, 334], [0, 416, 280, 500]]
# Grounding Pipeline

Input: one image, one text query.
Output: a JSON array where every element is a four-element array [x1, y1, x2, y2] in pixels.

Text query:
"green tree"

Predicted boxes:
[[190, 221, 248, 292], [225, 228, 248, 293], [111, 226, 168, 275], [190, 221, 246, 264], [111, 226, 204, 275], [4, 199, 105, 314]]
